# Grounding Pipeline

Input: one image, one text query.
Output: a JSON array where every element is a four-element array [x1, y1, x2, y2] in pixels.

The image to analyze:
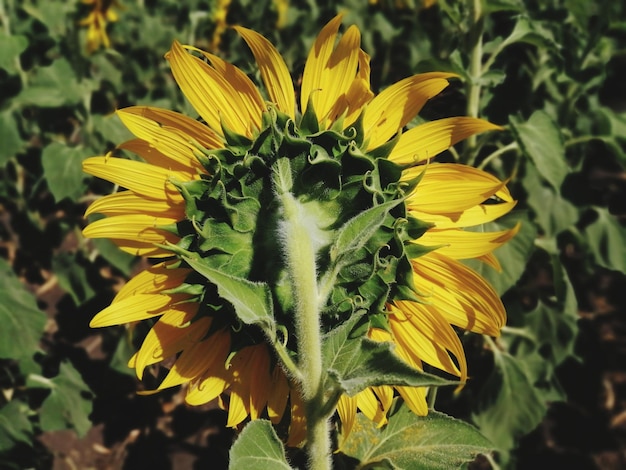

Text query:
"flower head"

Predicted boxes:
[[83, 15, 516, 445]]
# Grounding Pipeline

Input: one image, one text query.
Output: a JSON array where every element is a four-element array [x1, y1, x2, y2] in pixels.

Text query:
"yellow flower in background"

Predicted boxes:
[[274, 0, 289, 28], [82, 14, 516, 445], [209, 0, 232, 51], [79, 0, 121, 53]]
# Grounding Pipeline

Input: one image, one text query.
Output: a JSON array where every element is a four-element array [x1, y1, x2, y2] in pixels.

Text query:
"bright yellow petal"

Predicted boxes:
[[133, 307, 209, 379], [412, 252, 506, 335], [405, 163, 506, 215], [83, 156, 188, 201], [356, 388, 387, 427], [337, 394, 357, 446], [114, 262, 190, 303], [363, 73, 456, 150], [396, 385, 428, 416], [158, 328, 231, 390], [390, 302, 467, 381], [122, 106, 223, 150], [90, 293, 188, 327], [234, 26, 295, 119], [342, 49, 374, 128], [389, 117, 502, 166], [418, 223, 521, 261], [82, 214, 180, 257], [185, 373, 230, 406], [300, 14, 343, 119], [85, 191, 185, 219], [287, 390, 307, 447], [166, 40, 261, 137], [411, 200, 517, 230]]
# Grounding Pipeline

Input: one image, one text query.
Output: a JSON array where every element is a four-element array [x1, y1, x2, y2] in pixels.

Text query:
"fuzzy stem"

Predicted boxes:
[[274, 160, 332, 470], [465, 0, 484, 164]]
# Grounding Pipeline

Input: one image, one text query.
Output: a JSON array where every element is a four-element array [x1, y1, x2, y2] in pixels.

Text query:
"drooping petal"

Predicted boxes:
[[355, 388, 387, 427], [412, 252, 506, 335], [267, 366, 290, 424], [234, 26, 295, 119], [389, 302, 467, 381], [389, 117, 502, 166], [363, 73, 456, 150], [342, 49, 374, 128], [85, 191, 185, 218], [90, 293, 189, 327], [158, 328, 231, 390], [113, 262, 190, 303], [132, 306, 209, 379], [411, 200, 517, 230], [417, 223, 521, 261], [287, 390, 307, 447], [337, 394, 357, 445], [82, 214, 180, 257], [405, 163, 506, 215], [83, 157, 187, 202]]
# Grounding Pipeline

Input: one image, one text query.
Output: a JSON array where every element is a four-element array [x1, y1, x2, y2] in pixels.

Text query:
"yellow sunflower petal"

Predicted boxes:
[[363, 72, 456, 150], [418, 223, 521, 261], [83, 157, 187, 201], [412, 252, 506, 335], [411, 200, 517, 229], [356, 388, 387, 427], [405, 163, 506, 215], [396, 385, 428, 416], [389, 117, 502, 165], [90, 293, 187, 327], [267, 366, 290, 424], [390, 302, 467, 381], [124, 106, 222, 149], [82, 214, 180, 257], [342, 49, 374, 128], [234, 26, 295, 119], [114, 262, 190, 303], [167, 40, 261, 136], [85, 191, 185, 218], [287, 390, 307, 447], [185, 373, 230, 406], [300, 14, 343, 119], [337, 394, 357, 445], [133, 306, 209, 379], [158, 328, 231, 390]]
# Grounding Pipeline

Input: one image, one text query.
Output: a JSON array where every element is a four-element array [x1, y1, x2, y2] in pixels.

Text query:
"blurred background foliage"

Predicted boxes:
[[1, 0, 625, 468]]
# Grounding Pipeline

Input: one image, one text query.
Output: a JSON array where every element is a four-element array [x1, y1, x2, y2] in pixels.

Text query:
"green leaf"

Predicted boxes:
[[229, 420, 293, 470], [501, 16, 557, 49], [0, 110, 24, 166], [16, 59, 91, 108], [322, 313, 453, 396], [52, 253, 95, 305], [583, 207, 626, 274], [0, 401, 34, 452], [21, 1, 74, 39], [26, 362, 93, 437], [92, 113, 134, 145], [341, 402, 493, 469], [330, 199, 401, 264], [510, 111, 568, 190], [464, 211, 537, 296], [0, 32, 27, 74], [484, 0, 525, 13], [42, 143, 92, 202], [183, 256, 276, 334], [523, 163, 578, 236], [472, 351, 546, 451], [0, 258, 46, 366]]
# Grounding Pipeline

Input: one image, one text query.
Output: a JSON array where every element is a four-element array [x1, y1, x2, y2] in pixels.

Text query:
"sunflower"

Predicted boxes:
[[79, 0, 122, 53], [83, 15, 516, 447]]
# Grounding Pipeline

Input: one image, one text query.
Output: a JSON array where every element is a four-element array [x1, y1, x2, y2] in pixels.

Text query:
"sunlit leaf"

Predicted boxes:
[[41, 143, 92, 202], [583, 207, 626, 274], [341, 402, 493, 469], [0, 401, 34, 452], [0, 32, 27, 74], [229, 420, 293, 470], [0, 110, 24, 166]]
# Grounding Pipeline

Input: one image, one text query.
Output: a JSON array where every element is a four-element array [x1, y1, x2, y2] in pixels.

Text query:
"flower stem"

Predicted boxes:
[[274, 159, 332, 470], [465, 0, 484, 165]]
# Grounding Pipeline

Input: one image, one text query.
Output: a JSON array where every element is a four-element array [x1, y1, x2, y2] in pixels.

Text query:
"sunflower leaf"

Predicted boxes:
[[183, 256, 276, 334], [0, 400, 34, 452], [339, 402, 493, 469], [322, 312, 453, 396], [229, 420, 293, 470]]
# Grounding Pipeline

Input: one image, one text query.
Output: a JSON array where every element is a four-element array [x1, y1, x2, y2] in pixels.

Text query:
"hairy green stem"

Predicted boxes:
[[477, 141, 518, 170], [274, 160, 331, 470], [465, 0, 484, 164]]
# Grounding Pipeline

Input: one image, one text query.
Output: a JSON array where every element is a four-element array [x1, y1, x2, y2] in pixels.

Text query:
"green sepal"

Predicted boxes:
[[299, 95, 320, 135], [221, 120, 253, 148], [181, 254, 276, 336], [366, 131, 401, 159]]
